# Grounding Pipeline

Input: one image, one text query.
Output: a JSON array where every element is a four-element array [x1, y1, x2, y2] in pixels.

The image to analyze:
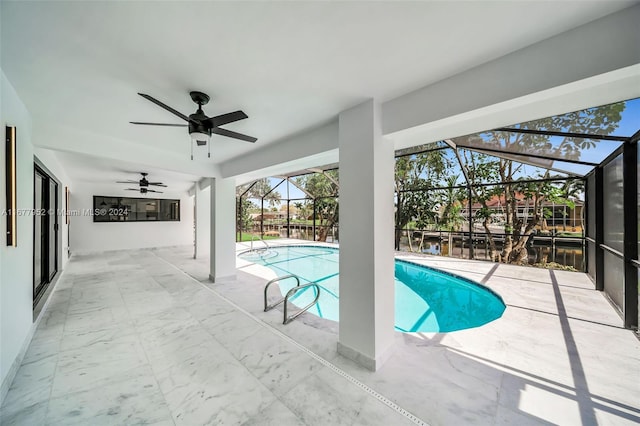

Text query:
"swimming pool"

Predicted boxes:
[[239, 245, 505, 332]]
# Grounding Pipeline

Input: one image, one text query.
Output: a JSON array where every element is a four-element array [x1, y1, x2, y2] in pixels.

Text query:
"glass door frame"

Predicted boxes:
[[33, 164, 58, 307]]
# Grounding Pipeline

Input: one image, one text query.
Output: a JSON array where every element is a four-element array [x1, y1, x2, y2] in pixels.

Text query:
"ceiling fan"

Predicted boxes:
[[117, 172, 167, 188], [126, 187, 162, 195], [131, 91, 257, 160]]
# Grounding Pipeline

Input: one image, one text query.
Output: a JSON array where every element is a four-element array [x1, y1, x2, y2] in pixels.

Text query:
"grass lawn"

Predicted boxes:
[[236, 233, 281, 242]]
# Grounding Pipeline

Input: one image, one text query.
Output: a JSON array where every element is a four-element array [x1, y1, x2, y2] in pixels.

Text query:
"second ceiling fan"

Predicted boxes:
[[117, 172, 166, 188], [131, 91, 257, 160], [118, 172, 165, 193]]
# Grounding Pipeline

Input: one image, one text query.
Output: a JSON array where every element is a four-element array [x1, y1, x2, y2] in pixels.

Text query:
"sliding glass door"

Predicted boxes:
[[34, 171, 44, 296], [33, 165, 58, 305]]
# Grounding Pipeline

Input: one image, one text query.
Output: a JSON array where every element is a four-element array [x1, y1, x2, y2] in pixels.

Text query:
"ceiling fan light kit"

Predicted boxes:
[[126, 187, 162, 194], [131, 91, 257, 160]]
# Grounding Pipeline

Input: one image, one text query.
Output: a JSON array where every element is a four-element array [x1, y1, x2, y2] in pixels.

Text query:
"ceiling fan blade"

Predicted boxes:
[[148, 189, 163, 193], [138, 93, 198, 124], [125, 188, 138, 191], [204, 110, 248, 128], [211, 127, 257, 143], [130, 122, 187, 127], [148, 183, 167, 187], [117, 180, 138, 184]]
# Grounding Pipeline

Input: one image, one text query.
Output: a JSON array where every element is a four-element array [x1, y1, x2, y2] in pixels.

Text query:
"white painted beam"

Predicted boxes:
[[220, 120, 338, 179], [383, 5, 640, 143]]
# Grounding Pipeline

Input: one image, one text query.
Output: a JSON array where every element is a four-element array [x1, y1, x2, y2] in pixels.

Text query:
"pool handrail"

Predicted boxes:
[[283, 283, 321, 324], [251, 235, 270, 252], [264, 274, 300, 312], [238, 235, 272, 257]]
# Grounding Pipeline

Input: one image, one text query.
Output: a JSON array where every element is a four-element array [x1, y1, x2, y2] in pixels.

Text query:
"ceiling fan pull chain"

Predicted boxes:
[[208, 140, 211, 158], [190, 139, 194, 161]]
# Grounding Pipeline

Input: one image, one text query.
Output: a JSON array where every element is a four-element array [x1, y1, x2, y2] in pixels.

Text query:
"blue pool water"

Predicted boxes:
[[239, 246, 505, 332]]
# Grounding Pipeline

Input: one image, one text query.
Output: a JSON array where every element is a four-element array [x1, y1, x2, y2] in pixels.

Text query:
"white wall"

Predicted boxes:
[[0, 70, 35, 398], [1, 71, 75, 402], [69, 183, 194, 253]]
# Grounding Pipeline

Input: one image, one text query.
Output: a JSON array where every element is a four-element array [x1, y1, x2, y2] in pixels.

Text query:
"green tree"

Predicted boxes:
[[293, 201, 311, 222], [294, 171, 339, 242], [457, 102, 622, 264], [438, 175, 465, 231], [395, 149, 452, 250], [437, 175, 466, 252], [236, 178, 281, 208], [236, 178, 282, 239], [236, 197, 256, 234]]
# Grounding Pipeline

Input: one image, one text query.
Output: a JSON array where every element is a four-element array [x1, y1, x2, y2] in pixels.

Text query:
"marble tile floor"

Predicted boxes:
[[2, 242, 639, 425], [0, 248, 416, 426], [154, 241, 640, 426]]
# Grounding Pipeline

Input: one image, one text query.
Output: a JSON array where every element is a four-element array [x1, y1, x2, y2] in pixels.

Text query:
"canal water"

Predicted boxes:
[[250, 227, 586, 271], [399, 239, 585, 271]]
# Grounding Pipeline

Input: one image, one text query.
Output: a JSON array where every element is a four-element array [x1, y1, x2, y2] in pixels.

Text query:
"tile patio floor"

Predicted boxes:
[[1, 240, 638, 425]]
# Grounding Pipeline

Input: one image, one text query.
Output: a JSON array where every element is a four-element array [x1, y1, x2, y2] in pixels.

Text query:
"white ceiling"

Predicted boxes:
[[1, 1, 636, 186], [54, 151, 199, 195]]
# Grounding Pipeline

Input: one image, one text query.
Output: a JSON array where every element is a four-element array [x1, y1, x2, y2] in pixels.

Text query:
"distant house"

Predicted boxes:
[[251, 212, 284, 221], [460, 193, 584, 231], [251, 205, 301, 221]]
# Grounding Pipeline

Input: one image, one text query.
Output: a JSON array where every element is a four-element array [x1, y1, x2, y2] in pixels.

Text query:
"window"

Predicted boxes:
[[93, 196, 180, 222]]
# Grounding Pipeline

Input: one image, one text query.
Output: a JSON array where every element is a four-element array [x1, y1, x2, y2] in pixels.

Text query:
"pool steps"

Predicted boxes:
[[264, 274, 321, 324]]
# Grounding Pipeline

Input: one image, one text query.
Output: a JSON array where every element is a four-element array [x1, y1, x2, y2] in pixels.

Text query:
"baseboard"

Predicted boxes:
[[0, 268, 65, 405], [209, 273, 237, 283], [72, 244, 192, 256], [337, 341, 395, 371]]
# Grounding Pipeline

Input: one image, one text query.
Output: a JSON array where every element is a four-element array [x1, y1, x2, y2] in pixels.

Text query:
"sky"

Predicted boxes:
[[530, 97, 639, 175]]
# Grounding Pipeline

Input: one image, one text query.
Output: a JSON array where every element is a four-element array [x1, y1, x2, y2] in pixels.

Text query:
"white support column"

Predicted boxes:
[[194, 180, 211, 259], [209, 177, 237, 282], [193, 182, 199, 259], [337, 99, 395, 371]]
